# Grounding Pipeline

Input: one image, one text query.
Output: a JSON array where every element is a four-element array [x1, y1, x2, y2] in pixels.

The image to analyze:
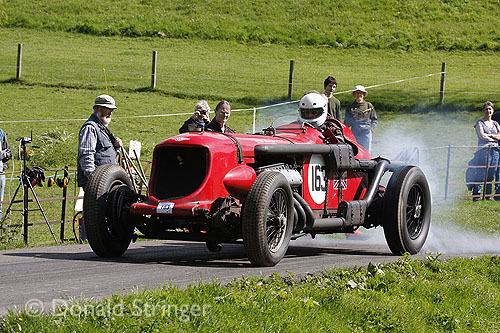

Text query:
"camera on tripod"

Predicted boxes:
[[1, 132, 58, 243], [16, 137, 32, 144]]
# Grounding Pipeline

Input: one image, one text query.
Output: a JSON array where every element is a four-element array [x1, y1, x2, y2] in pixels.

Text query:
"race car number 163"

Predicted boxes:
[[308, 154, 327, 204]]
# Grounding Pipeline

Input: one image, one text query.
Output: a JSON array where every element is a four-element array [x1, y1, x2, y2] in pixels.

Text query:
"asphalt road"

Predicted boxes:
[[0, 228, 498, 315]]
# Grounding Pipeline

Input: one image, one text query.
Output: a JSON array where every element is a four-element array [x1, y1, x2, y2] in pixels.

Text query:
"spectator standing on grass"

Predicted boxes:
[[321, 76, 342, 120], [344, 85, 377, 153], [179, 100, 211, 133], [206, 100, 235, 133], [471, 101, 500, 201], [77, 94, 123, 188], [0, 128, 12, 221], [77, 95, 123, 241]]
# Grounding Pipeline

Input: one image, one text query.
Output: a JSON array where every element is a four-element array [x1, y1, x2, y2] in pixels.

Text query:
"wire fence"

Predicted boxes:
[[0, 43, 454, 102], [374, 145, 500, 202]]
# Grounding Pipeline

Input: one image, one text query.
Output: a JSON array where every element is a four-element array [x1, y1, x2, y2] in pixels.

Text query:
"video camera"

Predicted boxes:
[[16, 137, 32, 144], [16, 134, 39, 149]]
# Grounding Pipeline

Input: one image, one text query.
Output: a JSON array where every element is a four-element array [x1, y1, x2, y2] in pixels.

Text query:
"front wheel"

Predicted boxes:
[[83, 164, 136, 257], [242, 171, 293, 267], [383, 166, 431, 255]]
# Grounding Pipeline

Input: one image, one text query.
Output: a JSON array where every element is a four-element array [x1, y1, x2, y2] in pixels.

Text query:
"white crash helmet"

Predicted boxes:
[[298, 92, 327, 128]]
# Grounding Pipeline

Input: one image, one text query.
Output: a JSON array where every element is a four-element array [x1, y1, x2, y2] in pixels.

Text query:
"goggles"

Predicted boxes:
[[300, 107, 324, 119]]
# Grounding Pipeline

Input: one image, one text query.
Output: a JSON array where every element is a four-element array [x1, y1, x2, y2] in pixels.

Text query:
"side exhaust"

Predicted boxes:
[[292, 160, 389, 232]]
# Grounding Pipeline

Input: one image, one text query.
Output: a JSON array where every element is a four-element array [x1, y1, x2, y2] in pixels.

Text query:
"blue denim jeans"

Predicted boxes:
[[496, 159, 500, 197], [472, 146, 500, 199], [351, 122, 372, 153]]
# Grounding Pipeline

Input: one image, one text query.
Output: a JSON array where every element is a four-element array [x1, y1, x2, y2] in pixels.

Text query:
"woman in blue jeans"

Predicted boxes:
[[472, 101, 500, 201]]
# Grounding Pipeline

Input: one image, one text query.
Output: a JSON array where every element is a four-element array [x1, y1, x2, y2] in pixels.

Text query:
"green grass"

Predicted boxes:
[[2, 255, 500, 331], [2, 28, 500, 114], [2, 0, 500, 51]]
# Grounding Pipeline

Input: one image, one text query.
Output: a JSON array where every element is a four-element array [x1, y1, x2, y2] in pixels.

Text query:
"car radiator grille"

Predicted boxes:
[[152, 146, 208, 200]]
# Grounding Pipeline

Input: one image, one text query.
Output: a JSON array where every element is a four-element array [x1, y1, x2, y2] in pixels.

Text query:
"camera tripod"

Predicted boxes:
[[0, 137, 57, 244]]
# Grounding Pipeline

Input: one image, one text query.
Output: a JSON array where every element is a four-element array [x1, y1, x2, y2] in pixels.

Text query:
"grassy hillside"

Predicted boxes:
[[1, 0, 500, 51]]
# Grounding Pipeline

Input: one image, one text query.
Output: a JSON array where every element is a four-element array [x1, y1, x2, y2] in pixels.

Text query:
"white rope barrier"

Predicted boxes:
[[332, 72, 445, 94]]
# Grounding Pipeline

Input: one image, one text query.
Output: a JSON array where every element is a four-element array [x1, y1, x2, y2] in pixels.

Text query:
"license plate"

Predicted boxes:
[[156, 202, 174, 214]]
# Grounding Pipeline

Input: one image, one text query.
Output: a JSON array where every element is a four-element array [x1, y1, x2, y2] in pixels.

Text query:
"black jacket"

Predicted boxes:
[[205, 120, 235, 133]]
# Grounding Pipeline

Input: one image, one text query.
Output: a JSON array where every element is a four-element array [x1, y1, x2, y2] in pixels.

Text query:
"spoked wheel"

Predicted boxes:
[[242, 171, 293, 267], [383, 166, 431, 255], [266, 190, 288, 253], [83, 164, 136, 258], [406, 186, 425, 239]]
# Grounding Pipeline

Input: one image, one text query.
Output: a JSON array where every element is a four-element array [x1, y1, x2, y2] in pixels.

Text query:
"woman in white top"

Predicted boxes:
[[472, 101, 500, 200]]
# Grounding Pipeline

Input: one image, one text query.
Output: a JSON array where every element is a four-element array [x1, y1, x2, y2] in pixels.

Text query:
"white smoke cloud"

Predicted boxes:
[[423, 223, 500, 254], [257, 110, 499, 255], [292, 224, 500, 255]]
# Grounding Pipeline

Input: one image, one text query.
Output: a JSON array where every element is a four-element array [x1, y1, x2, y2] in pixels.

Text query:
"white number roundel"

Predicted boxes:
[[308, 154, 326, 204]]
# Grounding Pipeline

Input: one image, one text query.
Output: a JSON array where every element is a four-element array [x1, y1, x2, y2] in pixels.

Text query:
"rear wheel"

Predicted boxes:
[[383, 166, 431, 255], [83, 164, 136, 257], [242, 171, 293, 267]]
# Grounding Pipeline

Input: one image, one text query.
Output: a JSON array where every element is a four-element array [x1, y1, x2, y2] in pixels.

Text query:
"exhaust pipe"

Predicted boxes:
[[293, 192, 314, 230], [293, 160, 389, 232]]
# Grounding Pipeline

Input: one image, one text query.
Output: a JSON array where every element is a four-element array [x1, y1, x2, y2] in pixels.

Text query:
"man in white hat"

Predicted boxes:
[[77, 94, 123, 188], [344, 85, 377, 153]]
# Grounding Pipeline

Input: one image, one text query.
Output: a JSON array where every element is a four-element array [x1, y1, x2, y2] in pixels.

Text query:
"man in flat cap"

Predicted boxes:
[[77, 94, 123, 188]]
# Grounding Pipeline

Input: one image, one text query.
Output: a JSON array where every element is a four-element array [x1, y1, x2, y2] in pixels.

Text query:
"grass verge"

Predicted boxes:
[[1, 254, 500, 331]]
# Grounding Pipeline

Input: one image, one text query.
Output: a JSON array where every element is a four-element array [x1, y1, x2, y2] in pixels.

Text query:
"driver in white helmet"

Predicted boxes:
[[298, 91, 328, 129], [298, 91, 345, 144]]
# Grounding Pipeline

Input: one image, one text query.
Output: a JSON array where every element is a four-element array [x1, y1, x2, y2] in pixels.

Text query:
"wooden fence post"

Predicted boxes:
[[288, 60, 295, 100], [151, 51, 157, 89], [439, 62, 446, 106], [16, 43, 23, 80]]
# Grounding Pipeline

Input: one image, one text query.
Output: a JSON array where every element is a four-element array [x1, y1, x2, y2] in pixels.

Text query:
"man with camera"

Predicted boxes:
[[179, 100, 211, 133], [77, 94, 123, 188], [0, 128, 12, 220]]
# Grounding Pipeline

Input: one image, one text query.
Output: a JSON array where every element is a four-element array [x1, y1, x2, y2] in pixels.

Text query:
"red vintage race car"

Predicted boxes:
[[83, 116, 431, 267]]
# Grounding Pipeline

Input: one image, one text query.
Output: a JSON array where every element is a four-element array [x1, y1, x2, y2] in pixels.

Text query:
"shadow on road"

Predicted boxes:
[[2, 240, 392, 268]]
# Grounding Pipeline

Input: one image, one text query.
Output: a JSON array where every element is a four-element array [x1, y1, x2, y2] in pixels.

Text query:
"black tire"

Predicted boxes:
[[383, 166, 431, 255], [83, 164, 135, 257], [242, 171, 293, 267], [206, 241, 222, 253]]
